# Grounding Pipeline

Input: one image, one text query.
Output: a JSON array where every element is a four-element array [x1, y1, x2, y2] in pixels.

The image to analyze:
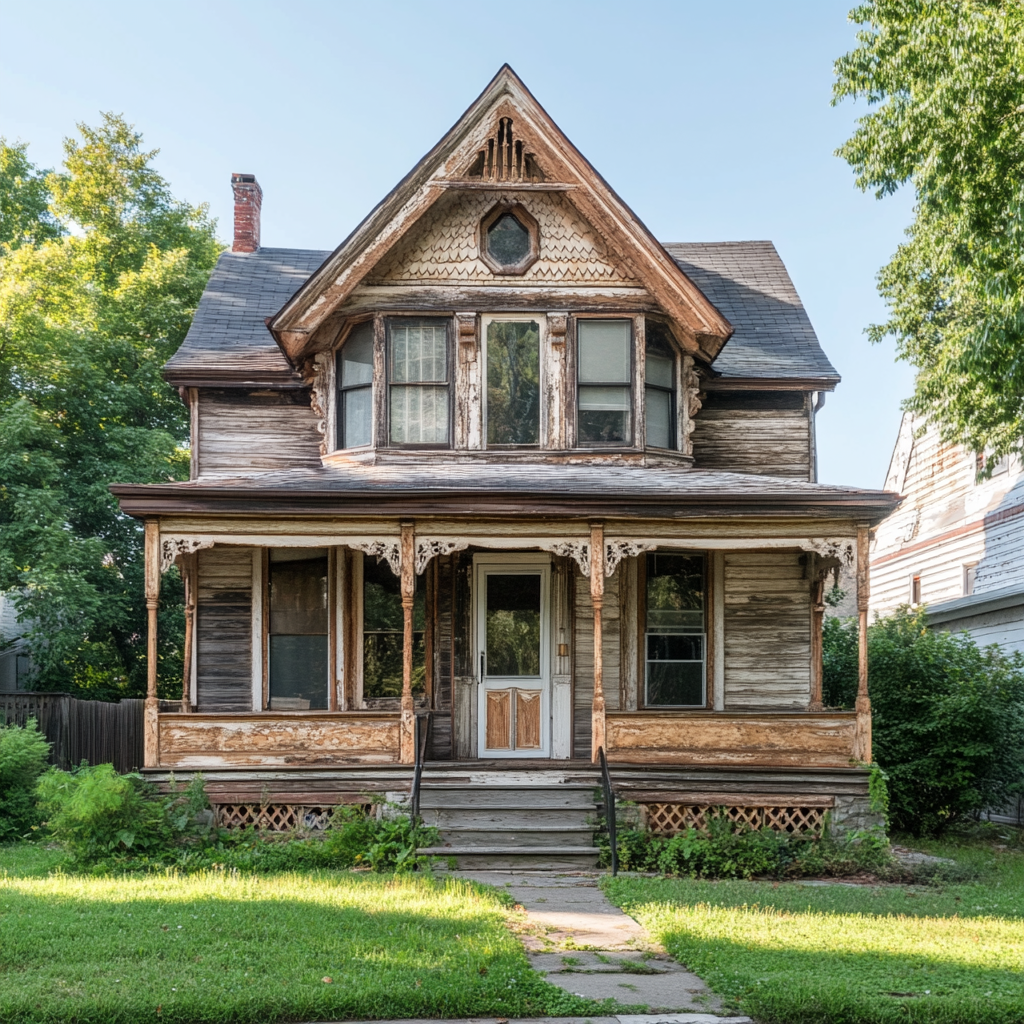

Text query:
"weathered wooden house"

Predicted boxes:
[[113, 68, 900, 864], [873, 414, 1024, 653]]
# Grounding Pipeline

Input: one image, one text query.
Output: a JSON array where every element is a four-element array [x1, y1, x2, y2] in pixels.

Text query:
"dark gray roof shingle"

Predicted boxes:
[[166, 241, 839, 387], [664, 241, 839, 384]]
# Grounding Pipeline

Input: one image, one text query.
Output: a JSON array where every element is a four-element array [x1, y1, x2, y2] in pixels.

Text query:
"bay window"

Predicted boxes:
[[336, 321, 374, 448], [577, 319, 632, 445], [644, 323, 676, 449], [388, 318, 450, 446]]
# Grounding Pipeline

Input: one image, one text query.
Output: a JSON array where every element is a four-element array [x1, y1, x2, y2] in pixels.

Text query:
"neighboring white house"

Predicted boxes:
[[871, 413, 1024, 655], [0, 593, 33, 693]]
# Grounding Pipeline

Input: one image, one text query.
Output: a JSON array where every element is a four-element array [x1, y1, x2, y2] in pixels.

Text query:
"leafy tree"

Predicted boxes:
[[824, 608, 1024, 834], [0, 140, 61, 248], [0, 114, 221, 698], [834, 2, 1024, 460]]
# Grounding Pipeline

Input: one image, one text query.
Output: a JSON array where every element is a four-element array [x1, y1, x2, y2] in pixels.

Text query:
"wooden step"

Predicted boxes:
[[422, 806, 594, 826], [418, 846, 601, 870], [418, 787, 597, 810], [435, 827, 595, 848]]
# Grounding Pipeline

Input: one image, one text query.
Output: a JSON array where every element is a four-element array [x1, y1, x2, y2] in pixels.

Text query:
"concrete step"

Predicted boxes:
[[436, 827, 595, 848], [418, 845, 601, 870]]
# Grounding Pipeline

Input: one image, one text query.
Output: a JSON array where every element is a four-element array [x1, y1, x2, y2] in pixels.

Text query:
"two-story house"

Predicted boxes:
[[112, 68, 900, 863]]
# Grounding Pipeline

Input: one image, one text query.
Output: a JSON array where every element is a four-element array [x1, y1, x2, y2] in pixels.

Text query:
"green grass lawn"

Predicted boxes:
[[0, 845, 605, 1024], [604, 833, 1024, 1024]]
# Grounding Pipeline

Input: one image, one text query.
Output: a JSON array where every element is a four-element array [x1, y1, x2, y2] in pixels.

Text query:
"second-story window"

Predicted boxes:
[[486, 319, 541, 446], [337, 321, 374, 448], [577, 319, 632, 445], [388, 318, 450, 446], [645, 323, 676, 449]]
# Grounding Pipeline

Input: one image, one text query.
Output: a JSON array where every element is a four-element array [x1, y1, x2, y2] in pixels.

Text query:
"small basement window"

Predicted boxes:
[[911, 574, 922, 606], [337, 321, 374, 448], [577, 319, 632, 445], [362, 555, 425, 699], [645, 552, 705, 707], [645, 323, 676, 449], [268, 549, 329, 710]]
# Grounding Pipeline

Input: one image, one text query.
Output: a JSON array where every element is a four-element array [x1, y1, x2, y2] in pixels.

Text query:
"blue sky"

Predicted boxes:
[[1, 0, 915, 488]]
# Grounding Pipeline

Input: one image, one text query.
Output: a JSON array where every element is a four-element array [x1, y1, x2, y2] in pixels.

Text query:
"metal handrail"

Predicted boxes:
[[410, 712, 429, 822], [598, 746, 618, 876]]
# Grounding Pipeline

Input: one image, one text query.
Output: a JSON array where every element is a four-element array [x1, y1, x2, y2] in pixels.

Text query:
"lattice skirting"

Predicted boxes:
[[214, 804, 370, 832], [642, 803, 826, 836]]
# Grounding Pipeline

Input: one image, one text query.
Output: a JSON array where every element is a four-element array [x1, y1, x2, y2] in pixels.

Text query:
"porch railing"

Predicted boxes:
[[598, 745, 618, 876], [410, 712, 431, 822]]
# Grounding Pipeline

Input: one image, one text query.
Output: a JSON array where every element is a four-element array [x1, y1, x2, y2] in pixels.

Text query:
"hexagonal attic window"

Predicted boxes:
[[481, 204, 539, 274]]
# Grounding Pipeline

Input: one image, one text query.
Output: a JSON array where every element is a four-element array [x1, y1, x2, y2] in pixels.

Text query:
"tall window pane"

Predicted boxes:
[[388, 319, 450, 445], [337, 322, 374, 448], [578, 319, 632, 444], [645, 325, 676, 449], [645, 552, 705, 707], [362, 555, 425, 699], [269, 549, 329, 710], [487, 320, 540, 446]]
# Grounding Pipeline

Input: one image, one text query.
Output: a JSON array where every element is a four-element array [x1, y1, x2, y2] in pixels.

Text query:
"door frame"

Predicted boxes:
[[474, 552, 552, 758]]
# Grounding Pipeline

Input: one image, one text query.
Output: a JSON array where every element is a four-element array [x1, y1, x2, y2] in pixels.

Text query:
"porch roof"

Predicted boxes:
[[111, 462, 900, 521]]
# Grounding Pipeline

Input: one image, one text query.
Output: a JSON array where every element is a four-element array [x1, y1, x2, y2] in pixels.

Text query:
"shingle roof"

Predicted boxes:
[[664, 241, 839, 384], [165, 241, 839, 387], [164, 248, 330, 386]]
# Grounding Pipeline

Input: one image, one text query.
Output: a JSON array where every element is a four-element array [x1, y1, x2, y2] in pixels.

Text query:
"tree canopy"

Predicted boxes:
[[834, 1, 1024, 460], [0, 115, 221, 698]]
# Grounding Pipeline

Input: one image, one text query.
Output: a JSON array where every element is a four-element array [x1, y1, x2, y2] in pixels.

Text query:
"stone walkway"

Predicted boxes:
[[455, 871, 751, 1022]]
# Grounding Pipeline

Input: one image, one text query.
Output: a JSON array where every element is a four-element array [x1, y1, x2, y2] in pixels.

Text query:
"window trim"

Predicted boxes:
[[480, 313, 546, 449], [574, 315, 636, 448], [479, 202, 540, 276], [638, 550, 709, 709], [384, 315, 454, 450]]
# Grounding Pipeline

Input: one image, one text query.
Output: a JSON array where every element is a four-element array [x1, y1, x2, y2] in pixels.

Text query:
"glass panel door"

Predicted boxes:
[[475, 556, 550, 757]]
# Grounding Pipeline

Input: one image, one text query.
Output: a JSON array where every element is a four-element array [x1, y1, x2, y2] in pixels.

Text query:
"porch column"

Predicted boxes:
[[590, 521, 606, 761], [180, 551, 196, 714], [400, 520, 416, 764], [854, 524, 872, 763], [144, 519, 160, 767]]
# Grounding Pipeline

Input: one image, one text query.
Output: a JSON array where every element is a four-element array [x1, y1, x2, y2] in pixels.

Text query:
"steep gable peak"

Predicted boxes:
[[269, 65, 732, 364]]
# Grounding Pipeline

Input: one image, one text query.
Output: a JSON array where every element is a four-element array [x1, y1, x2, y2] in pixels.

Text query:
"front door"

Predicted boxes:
[[475, 554, 551, 758]]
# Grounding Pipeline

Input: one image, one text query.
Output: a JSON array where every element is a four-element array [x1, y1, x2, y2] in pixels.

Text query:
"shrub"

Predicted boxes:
[[824, 607, 1024, 835], [0, 719, 50, 840]]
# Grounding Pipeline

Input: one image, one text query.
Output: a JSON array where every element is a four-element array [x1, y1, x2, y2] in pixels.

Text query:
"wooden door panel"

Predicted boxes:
[[486, 689, 512, 749], [515, 689, 542, 749]]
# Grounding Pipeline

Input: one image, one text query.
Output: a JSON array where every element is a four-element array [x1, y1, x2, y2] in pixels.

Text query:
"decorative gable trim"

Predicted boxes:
[[268, 66, 732, 366]]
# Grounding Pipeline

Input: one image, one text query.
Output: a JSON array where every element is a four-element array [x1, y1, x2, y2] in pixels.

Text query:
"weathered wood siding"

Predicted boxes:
[[158, 713, 401, 768], [196, 546, 253, 712], [195, 388, 322, 478], [691, 391, 812, 479], [573, 568, 620, 758], [605, 711, 857, 767], [430, 554, 454, 759], [724, 552, 810, 708]]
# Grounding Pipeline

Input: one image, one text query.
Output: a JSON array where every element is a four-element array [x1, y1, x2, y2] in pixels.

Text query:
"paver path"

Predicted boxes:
[[455, 871, 750, 1021]]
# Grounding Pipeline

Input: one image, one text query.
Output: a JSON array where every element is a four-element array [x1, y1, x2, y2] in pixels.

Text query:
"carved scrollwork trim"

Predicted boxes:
[[160, 537, 215, 573], [348, 540, 402, 577], [682, 355, 703, 456], [415, 538, 469, 575], [604, 540, 659, 577], [309, 352, 332, 457], [803, 538, 856, 567], [545, 540, 591, 577]]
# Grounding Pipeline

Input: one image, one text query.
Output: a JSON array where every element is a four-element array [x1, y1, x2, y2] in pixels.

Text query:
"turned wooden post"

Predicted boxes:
[[180, 551, 196, 713], [144, 520, 161, 767], [400, 521, 416, 764], [854, 524, 872, 763], [590, 522, 606, 761]]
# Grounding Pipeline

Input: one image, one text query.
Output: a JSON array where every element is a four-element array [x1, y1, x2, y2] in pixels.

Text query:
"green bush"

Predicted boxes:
[[824, 607, 1024, 835], [0, 719, 50, 840]]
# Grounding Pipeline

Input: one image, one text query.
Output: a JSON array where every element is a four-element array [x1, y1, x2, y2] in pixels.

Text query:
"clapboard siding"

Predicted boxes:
[[196, 388, 322, 478], [196, 546, 253, 711], [692, 391, 812, 480], [724, 552, 810, 708], [573, 569, 620, 759]]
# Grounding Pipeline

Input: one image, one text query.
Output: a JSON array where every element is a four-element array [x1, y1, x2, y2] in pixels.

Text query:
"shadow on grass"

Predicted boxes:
[[0, 884, 611, 1024]]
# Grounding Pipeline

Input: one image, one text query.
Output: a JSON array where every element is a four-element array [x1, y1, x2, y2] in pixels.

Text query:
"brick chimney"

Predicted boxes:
[[231, 173, 262, 252]]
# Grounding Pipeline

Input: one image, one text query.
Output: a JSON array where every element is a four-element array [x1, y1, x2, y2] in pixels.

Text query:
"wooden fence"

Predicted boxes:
[[0, 693, 144, 773]]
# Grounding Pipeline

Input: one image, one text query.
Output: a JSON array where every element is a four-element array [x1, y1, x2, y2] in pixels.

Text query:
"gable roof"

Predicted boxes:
[[665, 242, 839, 387], [164, 242, 838, 389], [266, 66, 733, 365]]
